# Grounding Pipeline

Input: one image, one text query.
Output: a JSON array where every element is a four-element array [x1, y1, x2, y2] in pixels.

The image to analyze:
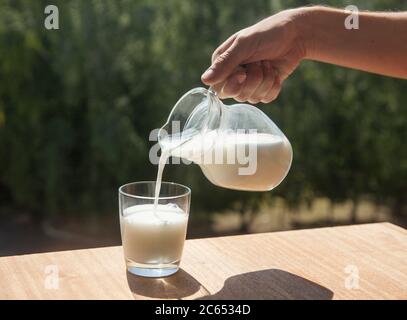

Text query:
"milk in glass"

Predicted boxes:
[[122, 204, 188, 265]]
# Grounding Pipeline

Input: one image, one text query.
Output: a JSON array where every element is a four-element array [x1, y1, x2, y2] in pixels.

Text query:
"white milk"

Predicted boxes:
[[122, 204, 188, 264], [167, 131, 292, 191], [153, 150, 170, 212]]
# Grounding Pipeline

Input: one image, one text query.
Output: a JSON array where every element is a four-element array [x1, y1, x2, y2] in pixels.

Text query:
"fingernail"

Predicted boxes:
[[236, 72, 246, 84], [202, 68, 214, 80]]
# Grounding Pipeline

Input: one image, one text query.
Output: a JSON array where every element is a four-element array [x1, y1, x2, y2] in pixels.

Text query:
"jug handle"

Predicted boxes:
[[208, 86, 217, 96]]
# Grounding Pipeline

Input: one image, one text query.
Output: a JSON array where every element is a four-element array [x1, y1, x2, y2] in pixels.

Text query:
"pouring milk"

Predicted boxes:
[[153, 87, 293, 204], [121, 87, 292, 268]]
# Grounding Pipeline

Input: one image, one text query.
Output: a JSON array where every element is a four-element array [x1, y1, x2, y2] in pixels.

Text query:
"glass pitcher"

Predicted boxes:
[[158, 87, 293, 191]]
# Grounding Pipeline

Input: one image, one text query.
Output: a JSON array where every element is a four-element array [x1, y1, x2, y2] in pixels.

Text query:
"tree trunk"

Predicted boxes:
[[327, 200, 335, 226], [392, 197, 406, 225], [239, 208, 252, 233], [350, 197, 359, 224]]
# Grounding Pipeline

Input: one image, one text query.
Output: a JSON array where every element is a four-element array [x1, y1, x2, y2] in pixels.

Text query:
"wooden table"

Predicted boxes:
[[0, 223, 406, 300]]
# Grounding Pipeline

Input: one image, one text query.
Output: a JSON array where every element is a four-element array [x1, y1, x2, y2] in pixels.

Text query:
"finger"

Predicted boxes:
[[219, 69, 247, 99], [261, 74, 282, 104], [212, 33, 238, 63], [220, 65, 247, 98], [201, 39, 244, 86], [248, 61, 275, 104], [208, 33, 239, 92], [235, 62, 263, 102]]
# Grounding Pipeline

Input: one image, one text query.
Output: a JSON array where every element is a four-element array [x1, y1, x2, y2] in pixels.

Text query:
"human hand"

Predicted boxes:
[[201, 9, 306, 104]]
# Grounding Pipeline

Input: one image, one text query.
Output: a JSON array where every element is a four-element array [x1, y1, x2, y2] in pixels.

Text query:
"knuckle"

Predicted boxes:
[[269, 92, 279, 102], [211, 51, 219, 63], [235, 28, 253, 43], [248, 98, 260, 104], [235, 95, 246, 102], [213, 52, 230, 68], [263, 90, 276, 103], [260, 93, 272, 103], [235, 33, 248, 44], [219, 50, 232, 61]]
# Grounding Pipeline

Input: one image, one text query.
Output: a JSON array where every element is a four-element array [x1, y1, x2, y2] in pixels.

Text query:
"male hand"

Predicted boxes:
[[201, 9, 305, 104]]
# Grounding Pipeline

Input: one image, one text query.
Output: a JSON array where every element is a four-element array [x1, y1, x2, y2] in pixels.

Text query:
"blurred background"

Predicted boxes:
[[0, 0, 406, 256]]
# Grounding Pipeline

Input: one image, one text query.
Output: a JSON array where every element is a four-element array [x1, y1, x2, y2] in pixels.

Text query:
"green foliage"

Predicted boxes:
[[0, 0, 406, 219]]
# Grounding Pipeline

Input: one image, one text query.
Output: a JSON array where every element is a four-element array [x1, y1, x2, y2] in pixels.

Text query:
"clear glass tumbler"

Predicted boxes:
[[119, 181, 191, 277]]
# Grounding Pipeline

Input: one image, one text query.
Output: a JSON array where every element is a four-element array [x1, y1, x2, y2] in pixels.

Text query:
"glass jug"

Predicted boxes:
[[158, 87, 293, 191]]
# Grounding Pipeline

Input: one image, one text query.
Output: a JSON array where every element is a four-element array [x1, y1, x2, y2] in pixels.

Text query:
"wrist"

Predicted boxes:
[[290, 6, 325, 60]]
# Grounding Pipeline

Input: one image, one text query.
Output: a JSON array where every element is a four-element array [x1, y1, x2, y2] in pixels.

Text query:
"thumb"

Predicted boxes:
[[201, 40, 243, 86]]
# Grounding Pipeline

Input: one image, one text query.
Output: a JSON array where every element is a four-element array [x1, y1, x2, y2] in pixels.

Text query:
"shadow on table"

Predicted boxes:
[[199, 269, 334, 300], [127, 268, 333, 300], [126, 269, 210, 300]]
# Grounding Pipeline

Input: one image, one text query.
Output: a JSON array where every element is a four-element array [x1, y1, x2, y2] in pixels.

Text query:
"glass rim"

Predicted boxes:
[[118, 181, 191, 200]]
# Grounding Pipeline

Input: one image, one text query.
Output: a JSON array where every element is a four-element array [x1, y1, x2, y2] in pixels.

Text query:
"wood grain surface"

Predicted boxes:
[[0, 222, 406, 299]]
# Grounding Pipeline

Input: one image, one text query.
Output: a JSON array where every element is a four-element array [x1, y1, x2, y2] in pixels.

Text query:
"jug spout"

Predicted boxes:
[[158, 87, 222, 151], [203, 87, 222, 133]]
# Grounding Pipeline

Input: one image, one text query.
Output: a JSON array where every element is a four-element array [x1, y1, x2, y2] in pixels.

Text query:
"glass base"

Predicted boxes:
[[127, 265, 179, 277], [126, 259, 180, 278]]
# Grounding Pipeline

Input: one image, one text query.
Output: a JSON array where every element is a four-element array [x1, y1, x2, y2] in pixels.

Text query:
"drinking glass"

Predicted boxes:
[[118, 181, 191, 277]]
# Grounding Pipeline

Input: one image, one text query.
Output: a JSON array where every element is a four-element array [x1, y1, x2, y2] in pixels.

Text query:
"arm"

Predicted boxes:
[[202, 6, 407, 104], [299, 6, 407, 79]]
